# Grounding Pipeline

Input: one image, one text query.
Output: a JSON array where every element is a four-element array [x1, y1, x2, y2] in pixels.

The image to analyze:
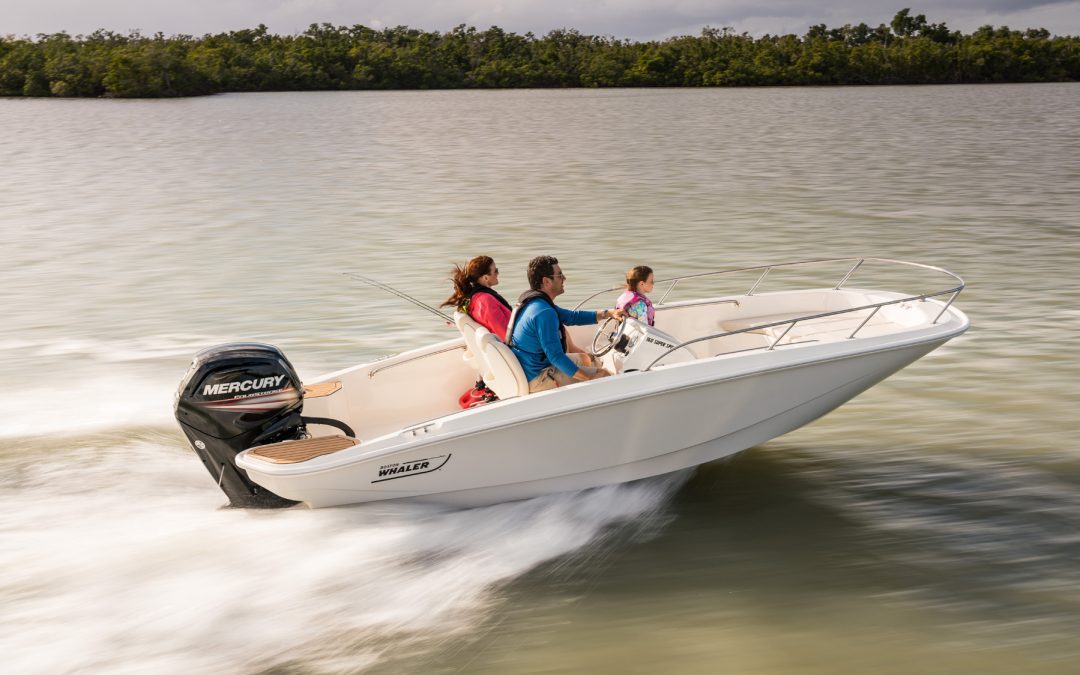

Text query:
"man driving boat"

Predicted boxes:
[[508, 255, 626, 393]]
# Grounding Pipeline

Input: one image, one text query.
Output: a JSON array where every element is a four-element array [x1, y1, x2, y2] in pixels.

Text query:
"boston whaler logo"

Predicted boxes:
[[373, 454, 452, 483], [203, 375, 287, 397]]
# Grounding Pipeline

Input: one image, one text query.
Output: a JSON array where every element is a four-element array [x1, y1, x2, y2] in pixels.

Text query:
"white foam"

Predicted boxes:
[[25, 334, 234, 362], [0, 441, 684, 674], [0, 374, 177, 438]]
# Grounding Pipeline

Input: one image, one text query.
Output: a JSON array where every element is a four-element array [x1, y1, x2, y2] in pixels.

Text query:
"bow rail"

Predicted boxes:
[[574, 258, 964, 371]]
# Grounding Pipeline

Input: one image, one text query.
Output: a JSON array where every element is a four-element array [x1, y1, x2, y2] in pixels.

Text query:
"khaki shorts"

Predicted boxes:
[[528, 353, 599, 393]]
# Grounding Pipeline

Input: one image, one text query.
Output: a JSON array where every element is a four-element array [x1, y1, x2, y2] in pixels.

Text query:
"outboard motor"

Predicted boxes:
[[174, 342, 305, 508]]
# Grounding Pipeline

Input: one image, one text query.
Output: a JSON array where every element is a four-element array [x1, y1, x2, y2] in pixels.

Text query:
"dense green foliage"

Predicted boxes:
[[2, 10, 1078, 97]]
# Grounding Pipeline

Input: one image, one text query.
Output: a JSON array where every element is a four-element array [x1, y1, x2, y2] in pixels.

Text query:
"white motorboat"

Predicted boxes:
[[174, 258, 968, 509]]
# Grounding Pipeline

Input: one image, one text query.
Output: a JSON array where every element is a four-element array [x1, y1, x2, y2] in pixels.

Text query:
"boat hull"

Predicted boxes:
[[239, 336, 950, 508]]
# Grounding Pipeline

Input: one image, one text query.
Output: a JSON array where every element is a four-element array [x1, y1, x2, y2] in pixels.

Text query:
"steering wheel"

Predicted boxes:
[[591, 316, 627, 357]]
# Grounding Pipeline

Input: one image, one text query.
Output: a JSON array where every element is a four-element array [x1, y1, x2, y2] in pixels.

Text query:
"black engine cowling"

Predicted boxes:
[[174, 342, 305, 508]]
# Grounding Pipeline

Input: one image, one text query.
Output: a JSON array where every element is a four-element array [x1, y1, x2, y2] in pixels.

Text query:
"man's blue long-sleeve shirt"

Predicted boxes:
[[509, 301, 597, 381]]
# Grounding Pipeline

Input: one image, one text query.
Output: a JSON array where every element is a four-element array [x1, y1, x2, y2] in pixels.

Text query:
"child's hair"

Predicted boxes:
[[625, 265, 653, 292]]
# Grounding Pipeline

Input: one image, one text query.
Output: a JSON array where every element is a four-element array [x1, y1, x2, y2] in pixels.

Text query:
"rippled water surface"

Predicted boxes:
[[2, 84, 1078, 673]]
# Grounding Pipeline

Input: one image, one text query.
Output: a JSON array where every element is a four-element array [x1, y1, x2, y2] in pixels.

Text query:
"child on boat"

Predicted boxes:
[[615, 265, 655, 326]]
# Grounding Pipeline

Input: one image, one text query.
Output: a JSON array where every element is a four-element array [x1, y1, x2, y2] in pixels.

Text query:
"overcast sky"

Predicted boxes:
[[3, 0, 1078, 40]]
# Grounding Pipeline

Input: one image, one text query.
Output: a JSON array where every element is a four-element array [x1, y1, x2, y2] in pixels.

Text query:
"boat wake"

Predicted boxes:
[[0, 374, 176, 439], [0, 437, 685, 674], [0, 335, 221, 439]]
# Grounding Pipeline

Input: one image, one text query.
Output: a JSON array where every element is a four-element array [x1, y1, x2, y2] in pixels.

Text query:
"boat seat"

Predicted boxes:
[[247, 435, 359, 464], [721, 315, 797, 336], [475, 327, 529, 400], [722, 312, 892, 343], [453, 311, 483, 373]]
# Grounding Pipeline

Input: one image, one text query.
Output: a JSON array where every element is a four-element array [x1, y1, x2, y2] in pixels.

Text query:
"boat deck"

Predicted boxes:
[[248, 436, 358, 464]]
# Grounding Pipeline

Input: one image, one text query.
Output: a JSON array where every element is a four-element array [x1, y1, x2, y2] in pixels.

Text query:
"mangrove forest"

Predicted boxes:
[[1, 9, 1078, 98]]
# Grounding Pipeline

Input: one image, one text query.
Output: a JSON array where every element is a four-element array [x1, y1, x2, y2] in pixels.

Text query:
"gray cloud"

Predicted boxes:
[[3, 0, 1078, 39]]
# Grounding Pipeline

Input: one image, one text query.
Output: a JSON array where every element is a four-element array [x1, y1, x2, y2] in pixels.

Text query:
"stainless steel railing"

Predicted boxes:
[[572, 258, 964, 371]]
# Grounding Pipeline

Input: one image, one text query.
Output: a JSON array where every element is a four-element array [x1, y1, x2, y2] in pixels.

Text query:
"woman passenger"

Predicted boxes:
[[615, 265, 655, 326], [443, 256, 593, 364], [443, 255, 512, 340]]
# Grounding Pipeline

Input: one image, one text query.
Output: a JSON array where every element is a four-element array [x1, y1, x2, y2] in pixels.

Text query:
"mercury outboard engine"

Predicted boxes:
[[174, 342, 306, 508]]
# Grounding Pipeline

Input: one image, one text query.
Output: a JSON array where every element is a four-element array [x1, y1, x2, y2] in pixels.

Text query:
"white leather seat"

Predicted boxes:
[[454, 311, 484, 373], [475, 327, 530, 399]]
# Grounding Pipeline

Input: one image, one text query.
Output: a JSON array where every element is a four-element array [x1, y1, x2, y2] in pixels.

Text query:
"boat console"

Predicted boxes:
[[592, 317, 694, 373]]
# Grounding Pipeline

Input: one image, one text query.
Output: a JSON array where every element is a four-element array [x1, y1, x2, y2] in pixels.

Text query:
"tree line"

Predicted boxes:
[[2, 9, 1077, 98]]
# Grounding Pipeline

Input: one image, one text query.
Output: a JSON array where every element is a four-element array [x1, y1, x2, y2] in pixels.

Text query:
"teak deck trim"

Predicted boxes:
[[303, 381, 342, 398], [249, 435, 358, 464]]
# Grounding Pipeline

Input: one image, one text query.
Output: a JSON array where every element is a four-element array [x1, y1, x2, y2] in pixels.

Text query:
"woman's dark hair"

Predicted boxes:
[[442, 255, 495, 309], [626, 265, 653, 292], [527, 255, 559, 291]]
